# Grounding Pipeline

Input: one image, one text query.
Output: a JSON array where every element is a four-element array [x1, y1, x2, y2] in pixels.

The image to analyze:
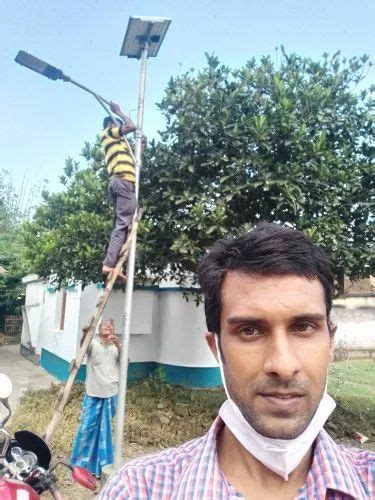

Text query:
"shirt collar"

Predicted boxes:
[[306, 429, 365, 499], [196, 418, 365, 499]]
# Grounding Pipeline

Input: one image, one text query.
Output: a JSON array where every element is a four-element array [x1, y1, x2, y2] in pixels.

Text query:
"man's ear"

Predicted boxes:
[[329, 322, 337, 362], [205, 331, 218, 361]]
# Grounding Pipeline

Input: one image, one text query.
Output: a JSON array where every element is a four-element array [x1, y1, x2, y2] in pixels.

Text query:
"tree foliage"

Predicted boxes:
[[0, 171, 36, 323], [22, 145, 112, 287], [23, 50, 374, 292]]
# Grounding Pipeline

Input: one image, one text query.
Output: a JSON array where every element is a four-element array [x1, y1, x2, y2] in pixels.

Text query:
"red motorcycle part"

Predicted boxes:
[[0, 477, 40, 499], [71, 465, 97, 491]]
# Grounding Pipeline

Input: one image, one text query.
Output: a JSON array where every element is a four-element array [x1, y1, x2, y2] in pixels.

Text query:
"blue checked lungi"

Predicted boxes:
[[70, 393, 118, 477]]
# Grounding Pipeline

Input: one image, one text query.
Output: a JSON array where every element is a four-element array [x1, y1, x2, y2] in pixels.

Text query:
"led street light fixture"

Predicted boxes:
[[15, 51, 65, 80]]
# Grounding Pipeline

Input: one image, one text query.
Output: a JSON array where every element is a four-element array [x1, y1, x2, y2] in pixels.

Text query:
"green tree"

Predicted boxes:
[[141, 50, 374, 292], [23, 50, 374, 292], [0, 172, 30, 326], [22, 146, 111, 287]]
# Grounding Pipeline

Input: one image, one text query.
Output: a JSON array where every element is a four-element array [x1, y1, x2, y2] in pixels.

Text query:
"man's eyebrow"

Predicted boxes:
[[226, 313, 327, 325], [227, 316, 264, 324], [292, 314, 326, 322]]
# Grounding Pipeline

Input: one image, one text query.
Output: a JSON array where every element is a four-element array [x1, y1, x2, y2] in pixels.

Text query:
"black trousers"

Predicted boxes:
[[103, 177, 137, 267]]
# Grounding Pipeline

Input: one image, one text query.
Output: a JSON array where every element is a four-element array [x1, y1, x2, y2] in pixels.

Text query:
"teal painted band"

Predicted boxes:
[[41, 348, 86, 382], [128, 361, 157, 382], [160, 363, 222, 388], [40, 349, 221, 388]]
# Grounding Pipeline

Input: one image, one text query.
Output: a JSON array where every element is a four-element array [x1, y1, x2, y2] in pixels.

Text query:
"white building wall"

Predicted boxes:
[[156, 291, 215, 367], [39, 286, 81, 362], [102, 289, 214, 366], [76, 284, 101, 354], [21, 279, 45, 353], [332, 302, 375, 349], [99, 288, 159, 362]]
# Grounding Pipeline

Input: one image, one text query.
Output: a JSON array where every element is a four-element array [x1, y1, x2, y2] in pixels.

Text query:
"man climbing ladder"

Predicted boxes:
[[44, 101, 146, 445], [101, 102, 146, 280]]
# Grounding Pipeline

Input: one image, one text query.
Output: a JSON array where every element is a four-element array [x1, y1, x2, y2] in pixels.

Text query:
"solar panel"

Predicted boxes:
[[120, 16, 172, 58]]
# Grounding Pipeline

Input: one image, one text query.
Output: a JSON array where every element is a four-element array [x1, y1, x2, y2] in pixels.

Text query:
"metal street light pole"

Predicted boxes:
[[113, 40, 149, 470], [112, 16, 171, 471]]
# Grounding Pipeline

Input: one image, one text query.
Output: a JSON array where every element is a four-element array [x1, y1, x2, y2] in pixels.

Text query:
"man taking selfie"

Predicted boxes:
[[100, 223, 374, 499]]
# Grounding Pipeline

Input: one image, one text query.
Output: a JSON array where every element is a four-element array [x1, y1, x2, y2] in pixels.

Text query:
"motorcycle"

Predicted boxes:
[[0, 373, 97, 499]]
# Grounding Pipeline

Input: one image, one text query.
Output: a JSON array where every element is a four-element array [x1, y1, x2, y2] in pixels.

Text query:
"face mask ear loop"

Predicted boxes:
[[324, 366, 330, 395], [214, 334, 231, 400]]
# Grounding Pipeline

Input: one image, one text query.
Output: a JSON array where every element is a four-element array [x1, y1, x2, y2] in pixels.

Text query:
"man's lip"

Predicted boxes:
[[259, 392, 305, 398], [258, 393, 305, 411]]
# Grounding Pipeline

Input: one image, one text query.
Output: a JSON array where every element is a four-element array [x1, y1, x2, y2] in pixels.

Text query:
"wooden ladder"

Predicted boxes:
[[44, 207, 143, 444]]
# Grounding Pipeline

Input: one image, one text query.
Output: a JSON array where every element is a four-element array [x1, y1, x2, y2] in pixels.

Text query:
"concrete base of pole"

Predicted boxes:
[[101, 463, 116, 488]]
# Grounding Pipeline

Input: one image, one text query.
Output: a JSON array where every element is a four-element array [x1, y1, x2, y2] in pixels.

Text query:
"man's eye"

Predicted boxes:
[[292, 322, 315, 334], [239, 326, 261, 337]]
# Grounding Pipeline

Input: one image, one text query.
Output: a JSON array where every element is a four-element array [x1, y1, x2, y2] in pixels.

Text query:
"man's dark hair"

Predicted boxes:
[[197, 222, 334, 335], [103, 116, 123, 129]]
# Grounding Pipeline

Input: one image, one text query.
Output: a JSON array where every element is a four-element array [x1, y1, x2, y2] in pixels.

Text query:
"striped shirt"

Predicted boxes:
[[101, 126, 135, 183], [99, 417, 374, 499]]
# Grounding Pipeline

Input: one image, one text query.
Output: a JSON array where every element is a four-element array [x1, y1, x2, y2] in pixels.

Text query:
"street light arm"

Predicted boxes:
[[15, 51, 115, 108], [66, 77, 112, 107]]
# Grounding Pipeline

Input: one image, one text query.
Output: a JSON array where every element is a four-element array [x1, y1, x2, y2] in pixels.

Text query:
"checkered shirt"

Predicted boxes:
[[99, 417, 374, 499]]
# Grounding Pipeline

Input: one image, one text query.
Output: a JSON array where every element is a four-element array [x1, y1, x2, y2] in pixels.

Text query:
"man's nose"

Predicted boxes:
[[263, 333, 302, 382]]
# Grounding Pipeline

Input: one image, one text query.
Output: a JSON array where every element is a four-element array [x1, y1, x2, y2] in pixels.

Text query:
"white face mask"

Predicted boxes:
[[214, 335, 335, 481]]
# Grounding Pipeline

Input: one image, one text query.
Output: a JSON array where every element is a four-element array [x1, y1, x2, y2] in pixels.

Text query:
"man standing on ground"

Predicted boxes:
[[101, 102, 146, 279], [99, 223, 374, 498], [70, 319, 121, 479]]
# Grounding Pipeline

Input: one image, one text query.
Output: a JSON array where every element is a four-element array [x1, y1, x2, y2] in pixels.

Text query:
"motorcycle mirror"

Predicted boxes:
[[71, 466, 97, 491], [0, 374, 12, 400]]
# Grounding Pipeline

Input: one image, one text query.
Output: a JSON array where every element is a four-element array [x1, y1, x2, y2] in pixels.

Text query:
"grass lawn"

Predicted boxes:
[[327, 359, 375, 439], [6, 359, 374, 493]]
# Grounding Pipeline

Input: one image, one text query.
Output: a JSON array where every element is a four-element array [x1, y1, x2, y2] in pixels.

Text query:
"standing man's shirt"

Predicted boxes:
[[86, 338, 119, 398], [101, 126, 136, 183], [99, 417, 374, 499]]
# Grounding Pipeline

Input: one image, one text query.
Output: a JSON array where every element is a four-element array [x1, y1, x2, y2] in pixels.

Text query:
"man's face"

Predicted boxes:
[[100, 321, 113, 337], [207, 272, 334, 439], [104, 120, 116, 129]]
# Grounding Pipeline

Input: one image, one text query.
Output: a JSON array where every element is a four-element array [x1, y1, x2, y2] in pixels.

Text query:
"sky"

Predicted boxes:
[[2, 0, 374, 197]]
